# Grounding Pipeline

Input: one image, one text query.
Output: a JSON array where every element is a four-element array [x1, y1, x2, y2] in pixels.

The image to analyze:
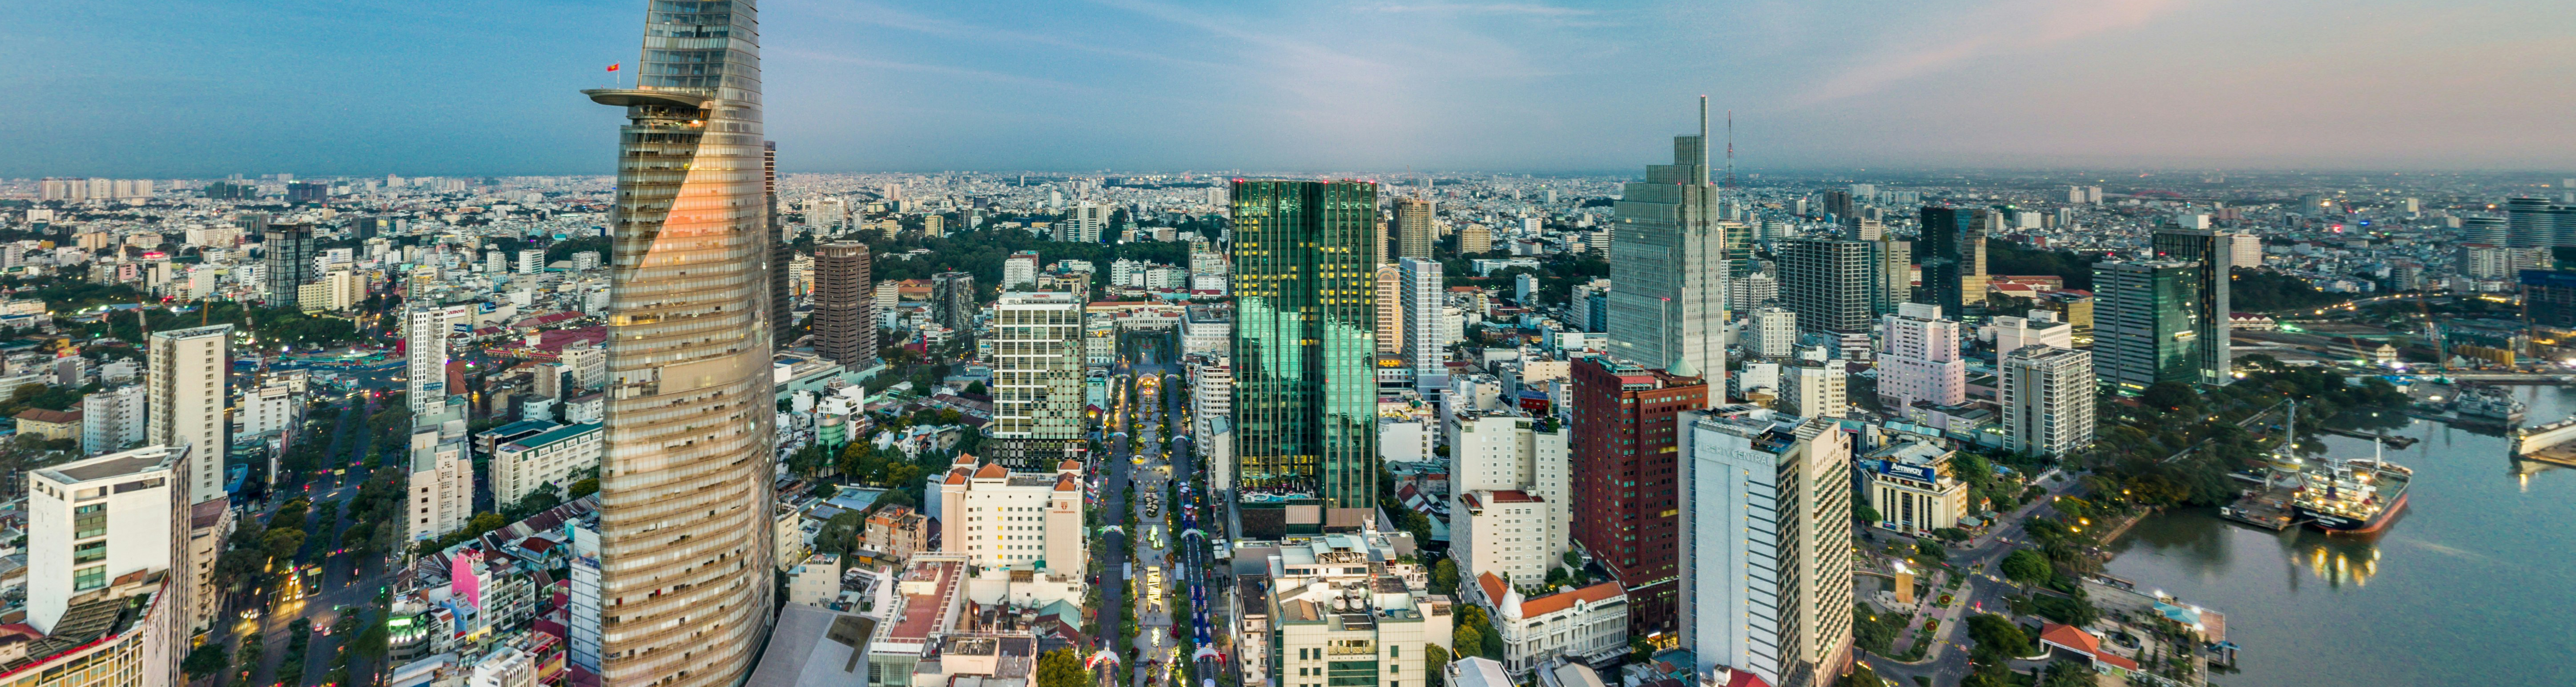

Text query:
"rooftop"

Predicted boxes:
[[40, 446, 178, 485]]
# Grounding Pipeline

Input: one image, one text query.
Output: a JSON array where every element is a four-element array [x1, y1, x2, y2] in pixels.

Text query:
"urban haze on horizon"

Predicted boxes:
[[11, 0, 2576, 177]]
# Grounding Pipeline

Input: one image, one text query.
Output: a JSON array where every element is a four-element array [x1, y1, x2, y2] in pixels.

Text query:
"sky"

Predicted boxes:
[[8, 0, 2574, 178]]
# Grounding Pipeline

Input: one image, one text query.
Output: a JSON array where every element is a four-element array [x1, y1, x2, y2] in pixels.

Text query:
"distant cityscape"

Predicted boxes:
[[7, 3, 2576, 687]]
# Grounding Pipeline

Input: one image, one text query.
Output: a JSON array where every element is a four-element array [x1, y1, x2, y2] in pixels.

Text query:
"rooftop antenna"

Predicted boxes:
[[1725, 109, 1735, 194], [1699, 95, 1710, 186]]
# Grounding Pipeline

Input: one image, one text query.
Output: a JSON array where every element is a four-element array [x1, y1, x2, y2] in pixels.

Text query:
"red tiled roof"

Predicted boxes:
[[943, 469, 970, 485], [1516, 581, 1623, 618], [973, 463, 1008, 479], [12, 408, 78, 424], [1476, 572, 1506, 606], [2039, 623, 2100, 654], [1723, 670, 1771, 687], [1486, 490, 1539, 504], [1054, 474, 1079, 492]]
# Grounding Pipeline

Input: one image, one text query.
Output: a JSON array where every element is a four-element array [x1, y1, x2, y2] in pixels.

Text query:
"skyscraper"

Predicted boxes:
[[2508, 197, 2576, 248], [986, 293, 1085, 469], [1873, 239, 1911, 316], [2462, 215, 2508, 246], [1571, 357, 1708, 638], [767, 141, 794, 345], [1778, 237, 1875, 334], [1608, 99, 1728, 377], [813, 242, 877, 368], [580, 0, 777, 680], [149, 324, 230, 636], [1230, 180, 1381, 521], [931, 271, 977, 334], [1399, 257, 1446, 385], [2000, 345, 2096, 457], [1064, 201, 1107, 243], [1678, 412, 1854, 687], [1876, 303, 1965, 412], [1917, 207, 1993, 315], [1375, 264, 1403, 355], [407, 303, 475, 415], [2150, 229, 2234, 385], [2093, 261, 2206, 394], [263, 224, 314, 308], [1395, 198, 1435, 259]]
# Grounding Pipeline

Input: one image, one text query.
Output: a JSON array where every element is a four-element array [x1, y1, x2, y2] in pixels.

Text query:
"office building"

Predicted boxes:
[[25, 446, 180, 635], [1859, 440, 1968, 536], [1876, 303, 1965, 412], [408, 400, 471, 545], [1779, 237, 1875, 334], [80, 384, 146, 456], [2149, 230, 2234, 385], [408, 303, 475, 415], [2226, 232, 2263, 269], [767, 142, 794, 346], [492, 422, 605, 508], [1991, 310, 2073, 358], [2508, 197, 2576, 248], [1396, 198, 1436, 259], [2461, 244, 2515, 280], [1729, 271, 1778, 312], [1002, 250, 1039, 289], [1230, 180, 1381, 516], [1874, 239, 1911, 316], [1447, 410, 1570, 586], [1375, 265, 1403, 354], [1400, 258, 1446, 384], [986, 293, 1085, 469], [580, 0, 781, 679], [1608, 99, 1729, 378], [931, 271, 976, 334], [2000, 345, 2096, 457], [1678, 412, 1854, 687], [2093, 261, 2206, 393], [263, 223, 315, 308], [934, 457, 1085, 578], [1918, 207, 1993, 315], [1570, 357, 1708, 637], [2462, 215, 2509, 246], [1748, 306, 1797, 359], [813, 242, 877, 368], [1063, 201, 1107, 243], [148, 325, 229, 502], [1780, 361, 1846, 419]]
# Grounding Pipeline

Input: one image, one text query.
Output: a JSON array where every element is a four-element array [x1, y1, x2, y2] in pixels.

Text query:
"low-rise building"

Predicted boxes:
[[1859, 440, 1969, 536], [490, 422, 603, 507], [1470, 573, 1629, 675], [12, 408, 80, 442]]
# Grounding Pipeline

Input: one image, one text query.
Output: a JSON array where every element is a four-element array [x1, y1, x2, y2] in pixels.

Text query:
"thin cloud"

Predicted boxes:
[[1358, 3, 1594, 16], [1791, 0, 2184, 106]]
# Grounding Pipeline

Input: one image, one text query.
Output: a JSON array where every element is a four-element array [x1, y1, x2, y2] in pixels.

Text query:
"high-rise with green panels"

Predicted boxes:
[[1230, 180, 1380, 520]]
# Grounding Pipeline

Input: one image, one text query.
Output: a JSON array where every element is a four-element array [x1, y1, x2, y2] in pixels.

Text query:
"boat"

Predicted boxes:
[[2290, 442, 2413, 535], [2452, 385, 2526, 424]]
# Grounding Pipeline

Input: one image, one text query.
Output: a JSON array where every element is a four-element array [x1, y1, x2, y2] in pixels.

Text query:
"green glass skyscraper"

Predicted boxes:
[[1231, 180, 1380, 519], [2093, 260, 2206, 394]]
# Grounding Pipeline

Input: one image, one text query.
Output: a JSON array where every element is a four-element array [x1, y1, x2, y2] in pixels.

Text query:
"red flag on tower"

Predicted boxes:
[[607, 63, 621, 72]]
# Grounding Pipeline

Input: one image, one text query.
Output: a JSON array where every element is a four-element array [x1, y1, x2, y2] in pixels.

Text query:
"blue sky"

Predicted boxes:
[[8, 0, 2573, 177]]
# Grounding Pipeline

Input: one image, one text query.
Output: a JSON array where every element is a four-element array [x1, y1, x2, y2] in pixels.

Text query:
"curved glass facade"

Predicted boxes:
[[588, 2, 776, 686]]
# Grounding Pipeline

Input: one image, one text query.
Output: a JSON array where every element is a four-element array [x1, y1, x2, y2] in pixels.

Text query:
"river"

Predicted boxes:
[[2103, 384, 2576, 687]]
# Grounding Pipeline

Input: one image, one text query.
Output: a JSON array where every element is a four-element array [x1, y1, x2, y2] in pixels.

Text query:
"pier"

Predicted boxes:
[[2220, 486, 2298, 531], [2321, 428, 2418, 448], [2510, 417, 2576, 467]]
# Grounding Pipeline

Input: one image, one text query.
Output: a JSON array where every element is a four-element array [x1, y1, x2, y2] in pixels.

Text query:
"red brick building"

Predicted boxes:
[[1570, 356, 1707, 639]]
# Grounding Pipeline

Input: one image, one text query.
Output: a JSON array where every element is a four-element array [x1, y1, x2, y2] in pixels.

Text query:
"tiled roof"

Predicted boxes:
[[1515, 581, 1623, 618]]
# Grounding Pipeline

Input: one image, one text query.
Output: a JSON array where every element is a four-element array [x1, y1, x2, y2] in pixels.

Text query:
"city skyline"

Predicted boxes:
[[12, 0, 2576, 178]]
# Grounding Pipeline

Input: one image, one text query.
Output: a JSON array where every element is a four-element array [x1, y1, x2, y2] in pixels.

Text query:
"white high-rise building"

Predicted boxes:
[[1376, 265, 1404, 354], [148, 325, 229, 503], [1400, 258, 1447, 384], [989, 293, 1086, 454], [1782, 361, 1846, 418], [1876, 303, 1964, 412], [1678, 412, 1854, 687], [1989, 310, 2073, 359], [2227, 232, 2263, 269], [408, 303, 475, 415], [1446, 410, 1570, 585], [25, 445, 180, 634], [517, 248, 545, 275], [934, 457, 1087, 578], [1002, 251, 1039, 290], [1750, 307, 1797, 358], [407, 401, 472, 544], [1063, 201, 1107, 243], [81, 384, 147, 456], [2001, 345, 2097, 458]]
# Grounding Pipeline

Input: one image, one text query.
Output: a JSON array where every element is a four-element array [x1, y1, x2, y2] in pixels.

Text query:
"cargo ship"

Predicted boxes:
[[2291, 449, 2412, 535]]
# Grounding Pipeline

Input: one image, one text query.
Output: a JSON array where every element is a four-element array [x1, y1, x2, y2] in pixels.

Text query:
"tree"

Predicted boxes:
[[1835, 663, 1881, 687], [1853, 498, 1882, 525], [2141, 381, 2198, 412], [1965, 613, 2033, 659], [1452, 625, 1484, 662], [2000, 549, 2053, 588], [2041, 659, 2097, 687], [181, 642, 229, 679], [262, 528, 307, 562], [1425, 643, 1450, 673], [1429, 558, 1460, 596], [1036, 649, 1088, 687], [1912, 538, 1947, 562]]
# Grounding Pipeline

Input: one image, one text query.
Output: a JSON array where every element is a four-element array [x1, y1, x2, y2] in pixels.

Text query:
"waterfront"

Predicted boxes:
[[2105, 384, 2576, 687]]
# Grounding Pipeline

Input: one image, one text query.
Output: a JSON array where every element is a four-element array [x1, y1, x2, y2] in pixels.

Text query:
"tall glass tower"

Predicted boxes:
[[580, 1, 776, 684], [1608, 98, 1727, 378], [1231, 180, 1380, 519]]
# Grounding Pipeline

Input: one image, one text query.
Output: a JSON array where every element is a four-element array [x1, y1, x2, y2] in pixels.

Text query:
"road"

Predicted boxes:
[[231, 391, 400, 687], [1860, 468, 2081, 687]]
